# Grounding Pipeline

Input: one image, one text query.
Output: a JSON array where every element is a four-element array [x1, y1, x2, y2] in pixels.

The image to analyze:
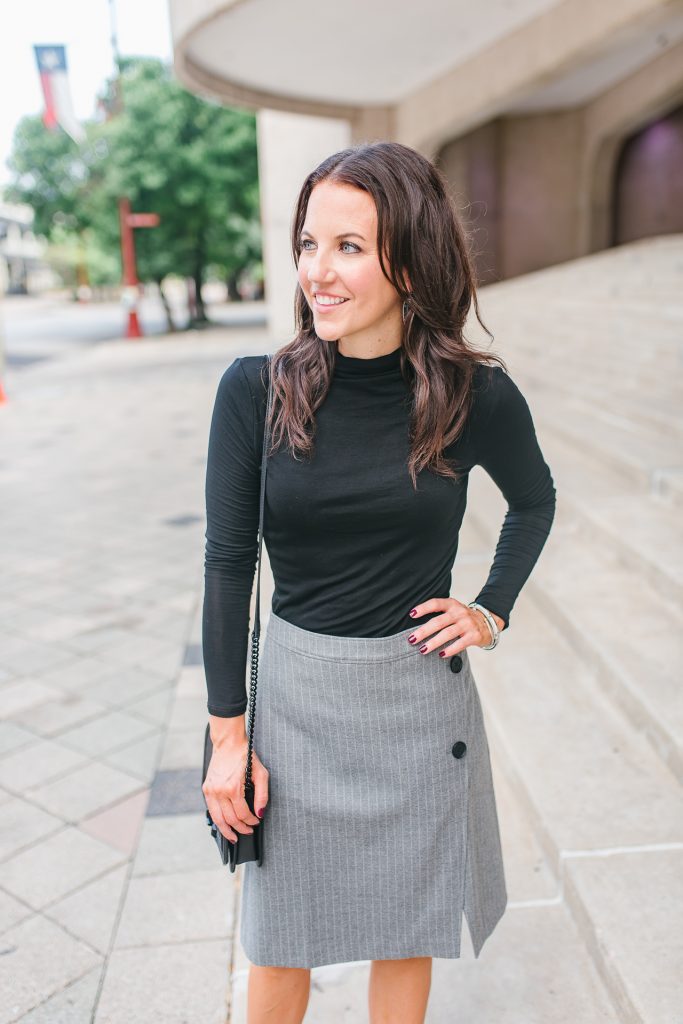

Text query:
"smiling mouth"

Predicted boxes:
[[313, 295, 350, 309]]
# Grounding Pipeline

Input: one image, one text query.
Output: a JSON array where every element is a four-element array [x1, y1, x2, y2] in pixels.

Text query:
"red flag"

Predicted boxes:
[[33, 45, 84, 144]]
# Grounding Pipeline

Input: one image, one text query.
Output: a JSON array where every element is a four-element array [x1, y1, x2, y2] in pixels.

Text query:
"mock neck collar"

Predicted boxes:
[[333, 345, 403, 379]]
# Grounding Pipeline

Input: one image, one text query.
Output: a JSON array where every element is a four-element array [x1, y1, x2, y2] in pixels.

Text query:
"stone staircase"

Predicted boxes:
[[461, 234, 683, 1023]]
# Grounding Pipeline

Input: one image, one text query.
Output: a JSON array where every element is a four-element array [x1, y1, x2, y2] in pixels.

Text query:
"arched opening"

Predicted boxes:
[[611, 103, 683, 246]]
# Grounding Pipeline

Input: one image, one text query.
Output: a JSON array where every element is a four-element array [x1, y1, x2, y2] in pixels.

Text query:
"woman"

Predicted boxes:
[[202, 141, 556, 1024]]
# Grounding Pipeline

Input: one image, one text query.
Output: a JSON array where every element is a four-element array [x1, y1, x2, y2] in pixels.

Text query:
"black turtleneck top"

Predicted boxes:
[[203, 345, 556, 717]]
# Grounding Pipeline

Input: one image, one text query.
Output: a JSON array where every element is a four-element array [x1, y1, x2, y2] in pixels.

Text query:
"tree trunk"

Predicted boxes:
[[186, 277, 197, 322], [157, 279, 176, 332], [226, 271, 241, 301], [193, 261, 208, 323]]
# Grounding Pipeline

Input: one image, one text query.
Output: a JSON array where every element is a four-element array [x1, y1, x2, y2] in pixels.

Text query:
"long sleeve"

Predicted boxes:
[[472, 367, 556, 629], [202, 358, 260, 717]]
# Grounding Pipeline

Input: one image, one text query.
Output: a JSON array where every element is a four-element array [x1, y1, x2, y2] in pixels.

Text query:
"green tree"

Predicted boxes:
[[4, 57, 262, 326], [4, 116, 107, 290], [4, 115, 88, 237], [94, 56, 261, 323]]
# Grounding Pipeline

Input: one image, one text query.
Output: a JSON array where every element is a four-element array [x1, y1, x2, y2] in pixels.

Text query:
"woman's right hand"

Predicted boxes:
[[203, 716, 269, 843]]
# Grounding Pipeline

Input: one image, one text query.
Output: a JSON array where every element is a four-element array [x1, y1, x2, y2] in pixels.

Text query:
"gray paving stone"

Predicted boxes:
[[33, 613, 108, 644], [133, 813, 220, 876], [115, 868, 233, 947], [158, 728, 203, 771], [33, 589, 119, 616], [94, 576, 160, 601], [174, 664, 206, 699], [161, 589, 198, 616], [63, 625, 145, 655], [0, 796, 64, 860], [1, 827, 125, 909], [123, 685, 174, 726], [35, 656, 121, 694], [16, 965, 101, 1024], [146, 767, 203, 815], [183, 642, 203, 666], [0, 614, 52, 645], [0, 914, 101, 1021], [84, 669, 170, 708], [45, 864, 129, 955], [57, 709, 156, 757], [0, 888, 32, 935], [102, 732, 162, 783], [132, 607, 190, 642], [92, 634, 180, 672], [0, 679, 62, 719], [0, 737, 87, 793], [0, 720, 35, 757], [0, 638, 71, 676], [26, 759, 146, 822], [94, 940, 231, 1023], [166, 694, 208, 733], [10, 693, 109, 737]]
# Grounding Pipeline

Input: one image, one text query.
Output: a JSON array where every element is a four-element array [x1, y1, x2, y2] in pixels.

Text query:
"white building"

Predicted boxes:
[[0, 203, 53, 295]]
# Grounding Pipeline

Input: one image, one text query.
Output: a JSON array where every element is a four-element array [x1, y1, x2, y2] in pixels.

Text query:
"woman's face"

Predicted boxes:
[[297, 180, 404, 354]]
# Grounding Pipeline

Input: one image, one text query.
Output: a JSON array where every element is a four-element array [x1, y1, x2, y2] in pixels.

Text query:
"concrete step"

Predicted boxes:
[[456, 563, 683, 1023], [563, 847, 683, 1024], [531, 428, 682, 606], [531, 393, 681, 495], [509, 322, 682, 387], [569, 495, 682, 608], [655, 467, 683, 510], [472, 239, 683, 498], [467, 470, 682, 782], [520, 368, 682, 444]]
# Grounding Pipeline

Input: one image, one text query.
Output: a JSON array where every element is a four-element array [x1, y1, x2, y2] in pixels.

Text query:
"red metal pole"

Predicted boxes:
[[118, 197, 142, 339]]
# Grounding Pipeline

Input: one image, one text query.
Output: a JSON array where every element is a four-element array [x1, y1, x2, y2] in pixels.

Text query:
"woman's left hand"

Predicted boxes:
[[406, 598, 506, 655]]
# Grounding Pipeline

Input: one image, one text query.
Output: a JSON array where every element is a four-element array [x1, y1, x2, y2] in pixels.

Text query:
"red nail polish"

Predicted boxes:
[[409, 609, 417, 617], [407, 635, 416, 644], [439, 651, 446, 658], [419, 644, 428, 653], [257, 808, 265, 818]]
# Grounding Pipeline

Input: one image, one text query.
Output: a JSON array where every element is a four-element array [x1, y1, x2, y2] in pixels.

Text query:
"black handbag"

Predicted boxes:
[[202, 354, 273, 872]]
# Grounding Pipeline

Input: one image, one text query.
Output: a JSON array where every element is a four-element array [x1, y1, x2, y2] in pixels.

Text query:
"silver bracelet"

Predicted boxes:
[[467, 602, 500, 650]]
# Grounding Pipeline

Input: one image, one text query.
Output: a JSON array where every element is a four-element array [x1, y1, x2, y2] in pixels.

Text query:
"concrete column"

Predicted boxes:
[[256, 110, 352, 343]]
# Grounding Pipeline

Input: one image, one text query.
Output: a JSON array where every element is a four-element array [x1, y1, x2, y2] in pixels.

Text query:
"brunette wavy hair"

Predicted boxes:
[[262, 140, 507, 488]]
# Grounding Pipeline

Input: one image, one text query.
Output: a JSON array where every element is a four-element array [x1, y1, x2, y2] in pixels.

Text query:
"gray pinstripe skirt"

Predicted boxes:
[[239, 610, 507, 969]]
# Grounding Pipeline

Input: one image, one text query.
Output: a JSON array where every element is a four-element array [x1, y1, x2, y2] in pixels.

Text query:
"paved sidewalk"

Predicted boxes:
[[0, 323, 618, 1022], [0, 327, 261, 1022]]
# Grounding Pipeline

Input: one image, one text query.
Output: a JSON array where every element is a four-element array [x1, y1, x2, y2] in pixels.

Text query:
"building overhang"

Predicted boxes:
[[169, 0, 683, 154]]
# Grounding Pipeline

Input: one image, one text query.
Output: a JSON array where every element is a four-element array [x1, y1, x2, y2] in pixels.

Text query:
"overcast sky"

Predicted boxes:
[[0, 0, 173, 187]]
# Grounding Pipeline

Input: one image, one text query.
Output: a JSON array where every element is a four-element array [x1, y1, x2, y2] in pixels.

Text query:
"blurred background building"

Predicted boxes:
[[169, 0, 683, 339], [0, 202, 52, 294]]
